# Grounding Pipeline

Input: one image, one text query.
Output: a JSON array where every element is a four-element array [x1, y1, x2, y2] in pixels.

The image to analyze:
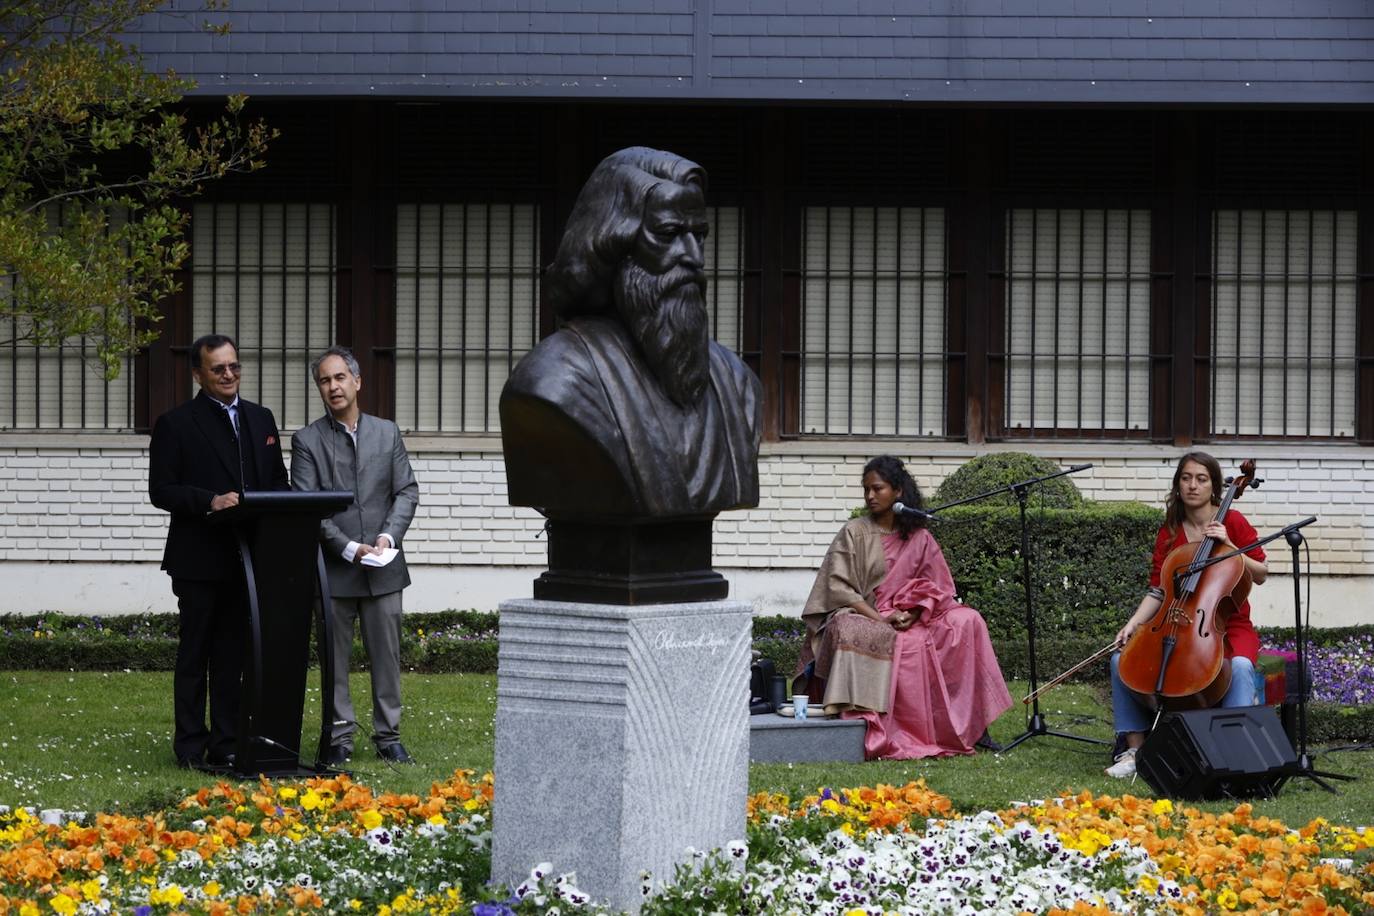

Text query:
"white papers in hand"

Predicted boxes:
[[360, 547, 399, 568]]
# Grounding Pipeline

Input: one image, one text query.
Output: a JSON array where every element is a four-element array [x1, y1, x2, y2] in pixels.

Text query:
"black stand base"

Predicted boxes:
[[535, 515, 728, 604], [222, 760, 345, 780], [1288, 752, 1357, 794], [1003, 712, 1110, 752]]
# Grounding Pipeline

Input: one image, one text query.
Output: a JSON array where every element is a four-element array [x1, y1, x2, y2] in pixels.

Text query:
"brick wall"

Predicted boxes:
[[1, 436, 1370, 608]]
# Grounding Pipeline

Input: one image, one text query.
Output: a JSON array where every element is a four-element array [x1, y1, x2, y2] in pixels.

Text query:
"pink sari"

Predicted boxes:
[[800, 518, 1013, 759]]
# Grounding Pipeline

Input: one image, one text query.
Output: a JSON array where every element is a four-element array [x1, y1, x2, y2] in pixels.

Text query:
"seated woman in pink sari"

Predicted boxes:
[[797, 455, 1013, 759]]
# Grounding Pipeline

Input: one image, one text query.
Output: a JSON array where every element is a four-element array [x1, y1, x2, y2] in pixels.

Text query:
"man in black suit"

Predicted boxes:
[[148, 334, 289, 769]]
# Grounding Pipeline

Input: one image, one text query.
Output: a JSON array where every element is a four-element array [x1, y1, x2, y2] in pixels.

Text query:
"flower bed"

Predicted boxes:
[[4, 774, 1372, 914]]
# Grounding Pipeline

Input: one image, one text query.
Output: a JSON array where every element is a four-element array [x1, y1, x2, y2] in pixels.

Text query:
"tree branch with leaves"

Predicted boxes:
[[0, 0, 274, 377]]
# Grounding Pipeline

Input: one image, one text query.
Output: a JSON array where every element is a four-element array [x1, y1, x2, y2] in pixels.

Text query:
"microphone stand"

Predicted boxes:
[[1172, 517, 1354, 793], [1282, 521, 1355, 792], [923, 464, 1105, 752]]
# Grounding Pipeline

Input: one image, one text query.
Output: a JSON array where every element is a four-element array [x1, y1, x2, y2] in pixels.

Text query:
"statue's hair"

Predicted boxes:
[[545, 147, 706, 320]]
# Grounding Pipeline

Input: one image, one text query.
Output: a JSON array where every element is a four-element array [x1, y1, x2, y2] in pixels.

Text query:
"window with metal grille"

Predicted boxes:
[[0, 203, 137, 431], [799, 206, 947, 436], [393, 203, 540, 434], [190, 202, 337, 431], [703, 207, 746, 357], [0, 206, 136, 430], [393, 205, 743, 433], [1210, 210, 1357, 438], [1003, 208, 1151, 436], [0, 285, 136, 432]]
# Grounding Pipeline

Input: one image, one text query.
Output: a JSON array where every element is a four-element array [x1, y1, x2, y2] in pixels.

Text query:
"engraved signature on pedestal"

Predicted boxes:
[[651, 630, 733, 655]]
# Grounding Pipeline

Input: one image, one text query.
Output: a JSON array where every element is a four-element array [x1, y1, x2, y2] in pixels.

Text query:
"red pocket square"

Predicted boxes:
[[265, 435, 276, 446]]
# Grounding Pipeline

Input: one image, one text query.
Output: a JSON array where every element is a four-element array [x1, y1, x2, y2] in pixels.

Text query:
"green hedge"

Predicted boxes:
[[0, 610, 499, 674], [934, 501, 1164, 647]]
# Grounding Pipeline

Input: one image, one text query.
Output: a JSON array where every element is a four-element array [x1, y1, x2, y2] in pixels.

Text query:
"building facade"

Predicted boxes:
[[2, 3, 1372, 623]]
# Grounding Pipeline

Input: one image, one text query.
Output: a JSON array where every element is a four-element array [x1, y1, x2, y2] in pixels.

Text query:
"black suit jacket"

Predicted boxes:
[[149, 391, 290, 581]]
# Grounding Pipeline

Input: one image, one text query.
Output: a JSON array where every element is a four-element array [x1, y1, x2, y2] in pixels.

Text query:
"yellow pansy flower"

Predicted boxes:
[[1151, 798, 1174, 815], [301, 789, 324, 810], [427, 813, 446, 826], [80, 879, 102, 902], [278, 787, 298, 800], [359, 809, 384, 830], [149, 885, 186, 907], [204, 881, 222, 897], [48, 895, 77, 916], [19, 903, 40, 916]]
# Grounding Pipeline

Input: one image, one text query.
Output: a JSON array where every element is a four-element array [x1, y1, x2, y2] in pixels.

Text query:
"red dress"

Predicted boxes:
[[1147, 510, 1265, 664]]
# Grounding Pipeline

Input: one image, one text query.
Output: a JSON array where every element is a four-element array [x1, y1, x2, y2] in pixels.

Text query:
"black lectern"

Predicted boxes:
[[211, 490, 353, 777]]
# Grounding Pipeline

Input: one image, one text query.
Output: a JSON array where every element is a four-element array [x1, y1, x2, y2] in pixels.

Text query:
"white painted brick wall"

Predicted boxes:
[[0, 437, 1371, 586]]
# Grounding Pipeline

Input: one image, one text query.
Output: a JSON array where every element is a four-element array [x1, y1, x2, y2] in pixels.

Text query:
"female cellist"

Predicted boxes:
[[1105, 451, 1268, 778]]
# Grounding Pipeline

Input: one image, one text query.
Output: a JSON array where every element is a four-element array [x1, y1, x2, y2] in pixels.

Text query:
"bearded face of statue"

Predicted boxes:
[[613, 181, 711, 408]]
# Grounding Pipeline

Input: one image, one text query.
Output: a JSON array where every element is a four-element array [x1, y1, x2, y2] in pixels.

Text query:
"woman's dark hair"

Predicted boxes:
[[1164, 450, 1224, 533], [863, 454, 926, 539]]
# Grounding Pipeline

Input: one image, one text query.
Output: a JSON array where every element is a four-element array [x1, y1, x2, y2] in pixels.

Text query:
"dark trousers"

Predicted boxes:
[[171, 577, 247, 761]]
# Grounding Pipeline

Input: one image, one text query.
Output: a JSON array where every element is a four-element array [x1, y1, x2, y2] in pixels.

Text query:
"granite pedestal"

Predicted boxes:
[[492, 598, 752, 912]]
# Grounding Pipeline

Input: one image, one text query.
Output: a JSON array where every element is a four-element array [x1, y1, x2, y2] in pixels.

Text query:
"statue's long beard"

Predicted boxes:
[[615, 260, 710, 407]]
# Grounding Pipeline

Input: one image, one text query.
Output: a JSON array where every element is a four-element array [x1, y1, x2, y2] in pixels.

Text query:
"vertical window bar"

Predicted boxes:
[[460, 204, 471, 432], [1305, 210, 1315, 436], [1257, 208, 1267, 436], [266, 203, 275, 419], [1029, 208, 1038, 433], [818, 210, 829, 436], [1326, 209, 1335, 436], [894, 207, 903, 433], [868, 209, 877, 433], [1282, 209, 1291, 437], [410, 205, 421, 428], [506, 202, 516, 411], [437, 205, 446, 431], [840, 207, 851, 436], [1099, 208, 1109, 432]]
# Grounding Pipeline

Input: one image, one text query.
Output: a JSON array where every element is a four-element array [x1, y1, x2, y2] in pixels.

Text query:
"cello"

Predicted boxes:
[[1117, 459, 1260, 711]]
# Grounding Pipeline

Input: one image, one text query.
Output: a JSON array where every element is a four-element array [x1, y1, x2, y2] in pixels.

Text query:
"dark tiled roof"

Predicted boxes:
[[127, 1, 1374, 104]]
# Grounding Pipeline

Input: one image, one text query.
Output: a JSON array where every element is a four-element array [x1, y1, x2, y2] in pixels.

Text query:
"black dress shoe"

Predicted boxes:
[[325, 744, 352, 766], [205, 752, 236, 769], [175, 755, 201, 770], [376, 742, 415, 764], [975, 730, 1004, 753]]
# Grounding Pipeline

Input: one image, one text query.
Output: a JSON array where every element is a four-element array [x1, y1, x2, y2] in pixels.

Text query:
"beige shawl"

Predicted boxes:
[[799, 516, 897, 713]]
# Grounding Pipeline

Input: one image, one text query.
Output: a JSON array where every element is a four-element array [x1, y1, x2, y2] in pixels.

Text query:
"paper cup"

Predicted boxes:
[[792, 694, 809, 720]]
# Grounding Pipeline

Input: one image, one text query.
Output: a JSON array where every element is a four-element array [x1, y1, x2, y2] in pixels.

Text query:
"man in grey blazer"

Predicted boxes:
[[292, 346, 420, 765]]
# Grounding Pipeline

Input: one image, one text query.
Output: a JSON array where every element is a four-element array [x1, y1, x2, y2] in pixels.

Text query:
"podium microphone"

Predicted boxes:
[[892, 502, 935, 520]]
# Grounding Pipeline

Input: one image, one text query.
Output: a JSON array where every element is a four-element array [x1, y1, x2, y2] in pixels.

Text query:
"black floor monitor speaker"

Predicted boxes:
[[1137, 706, 1297, 800]]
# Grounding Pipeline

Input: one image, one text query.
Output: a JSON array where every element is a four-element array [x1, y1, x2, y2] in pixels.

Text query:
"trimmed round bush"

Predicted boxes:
[[934, 451, 1084, 509]]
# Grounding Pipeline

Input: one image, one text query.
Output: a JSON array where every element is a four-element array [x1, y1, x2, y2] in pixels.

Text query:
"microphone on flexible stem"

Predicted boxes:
[[892, 502, 936, 520]]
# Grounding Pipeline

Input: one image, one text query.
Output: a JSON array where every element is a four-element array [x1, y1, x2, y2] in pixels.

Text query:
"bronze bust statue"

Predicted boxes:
[[501, 147, 761, 518], [500, 148, 762, 603]]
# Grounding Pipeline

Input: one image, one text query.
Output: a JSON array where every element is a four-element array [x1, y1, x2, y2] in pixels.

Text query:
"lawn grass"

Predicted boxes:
[[2, 671, 1370, 828]]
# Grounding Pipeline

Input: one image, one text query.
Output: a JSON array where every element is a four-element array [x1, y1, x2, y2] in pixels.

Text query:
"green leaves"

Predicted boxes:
[[0, 0, 275, 376]]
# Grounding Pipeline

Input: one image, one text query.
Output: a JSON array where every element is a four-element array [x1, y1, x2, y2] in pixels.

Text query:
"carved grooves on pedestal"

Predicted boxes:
[[624, 618, 750, 871], [497, 612, 632, 714]]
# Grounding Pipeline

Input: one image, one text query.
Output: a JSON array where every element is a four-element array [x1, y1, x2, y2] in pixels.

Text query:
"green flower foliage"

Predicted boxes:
[[933, 451, 1085, 509], [0, 1, 273, 376]]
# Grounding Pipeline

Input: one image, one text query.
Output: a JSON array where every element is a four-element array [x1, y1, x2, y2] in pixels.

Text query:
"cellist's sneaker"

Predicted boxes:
[[1105, 747, 1138, 778]]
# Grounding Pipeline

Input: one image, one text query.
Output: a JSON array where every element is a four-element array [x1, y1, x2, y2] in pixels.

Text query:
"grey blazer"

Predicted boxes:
[[291, 413, 419, 598]]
